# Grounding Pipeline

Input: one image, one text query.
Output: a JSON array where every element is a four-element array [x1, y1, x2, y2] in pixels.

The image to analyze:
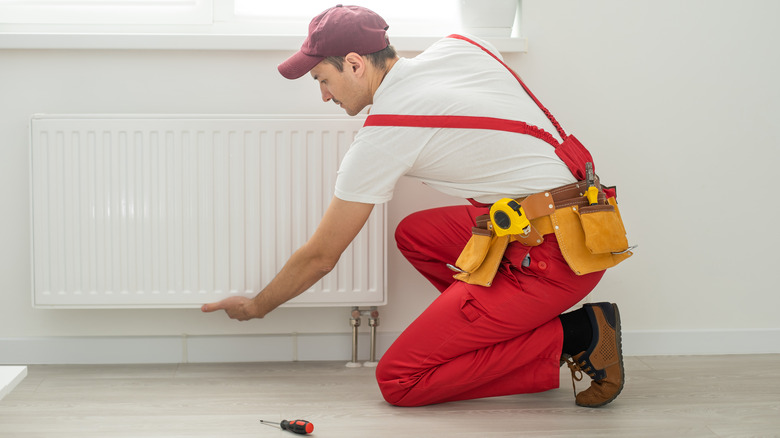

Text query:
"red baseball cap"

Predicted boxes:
[[278, 4, 390, 80]]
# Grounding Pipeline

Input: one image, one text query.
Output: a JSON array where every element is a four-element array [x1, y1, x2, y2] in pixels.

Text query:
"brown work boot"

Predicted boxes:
[[565, 302, 624, 407]]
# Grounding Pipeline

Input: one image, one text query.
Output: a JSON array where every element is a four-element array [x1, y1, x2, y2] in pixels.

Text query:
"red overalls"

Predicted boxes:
[[372, 35, 606, 407]]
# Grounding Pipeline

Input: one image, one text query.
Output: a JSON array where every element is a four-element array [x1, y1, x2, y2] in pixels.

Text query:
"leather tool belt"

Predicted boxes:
[[449, 179, 633, 286]]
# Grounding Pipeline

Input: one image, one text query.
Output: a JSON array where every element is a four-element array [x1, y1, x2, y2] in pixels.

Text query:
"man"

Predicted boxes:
[[202, 4, 625, 408]]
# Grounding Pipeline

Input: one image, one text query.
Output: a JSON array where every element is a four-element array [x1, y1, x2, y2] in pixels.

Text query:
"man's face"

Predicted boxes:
[[310, 60, 370, 117]]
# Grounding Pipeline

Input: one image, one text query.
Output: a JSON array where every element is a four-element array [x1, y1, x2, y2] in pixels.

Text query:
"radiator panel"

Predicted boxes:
[[29, 115, 385, 308]]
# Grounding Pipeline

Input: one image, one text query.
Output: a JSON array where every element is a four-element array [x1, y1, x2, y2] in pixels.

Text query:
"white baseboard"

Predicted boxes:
[[622, 329, 780, 356], [1, 329, 778, 364], [0, 332, 397, 365]]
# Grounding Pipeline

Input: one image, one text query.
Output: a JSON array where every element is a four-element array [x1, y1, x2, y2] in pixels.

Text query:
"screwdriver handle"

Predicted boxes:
[[281, 419, 314, 435]]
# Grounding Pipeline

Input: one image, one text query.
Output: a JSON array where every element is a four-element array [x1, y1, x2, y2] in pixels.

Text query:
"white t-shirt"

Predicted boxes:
[[334, 36, 576, 205]]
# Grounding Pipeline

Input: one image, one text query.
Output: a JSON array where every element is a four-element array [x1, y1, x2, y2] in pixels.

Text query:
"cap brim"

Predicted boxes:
[[278, 50, 324, 80]]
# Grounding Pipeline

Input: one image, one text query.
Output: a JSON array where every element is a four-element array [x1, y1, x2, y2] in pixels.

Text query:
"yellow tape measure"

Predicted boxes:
[[490, 198, 531, 237]]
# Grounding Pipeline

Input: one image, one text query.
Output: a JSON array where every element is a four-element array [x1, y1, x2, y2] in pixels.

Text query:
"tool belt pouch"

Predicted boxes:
[[551, 196, 632, 275], [452, 214, 510, 287]]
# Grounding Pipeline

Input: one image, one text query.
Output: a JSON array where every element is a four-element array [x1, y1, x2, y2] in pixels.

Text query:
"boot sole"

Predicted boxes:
[[576, 303, 625, 408]]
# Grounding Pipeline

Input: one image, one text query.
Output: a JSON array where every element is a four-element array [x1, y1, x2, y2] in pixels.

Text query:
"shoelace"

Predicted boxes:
[[565, 356, 596, 397]]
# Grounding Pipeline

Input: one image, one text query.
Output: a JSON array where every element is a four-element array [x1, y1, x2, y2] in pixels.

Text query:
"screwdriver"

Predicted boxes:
[[259, 419, 314, 435]]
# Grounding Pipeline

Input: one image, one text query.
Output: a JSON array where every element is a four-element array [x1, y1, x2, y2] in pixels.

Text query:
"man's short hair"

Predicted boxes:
[[324, 45, 398, 72]]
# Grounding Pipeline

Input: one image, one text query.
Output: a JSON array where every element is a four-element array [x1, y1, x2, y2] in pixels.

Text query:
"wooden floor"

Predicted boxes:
[[1, 355, 778, 437]]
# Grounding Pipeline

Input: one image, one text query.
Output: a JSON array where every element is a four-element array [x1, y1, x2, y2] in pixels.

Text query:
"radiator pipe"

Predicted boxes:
[[345, 306, 380, 368], [346, 307, 362, 367], [365, 308, 380, 367]]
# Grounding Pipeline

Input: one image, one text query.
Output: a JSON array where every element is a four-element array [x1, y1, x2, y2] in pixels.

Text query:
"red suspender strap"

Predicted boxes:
[[362, 114, 560, 149], [446, 34, 568, 140]]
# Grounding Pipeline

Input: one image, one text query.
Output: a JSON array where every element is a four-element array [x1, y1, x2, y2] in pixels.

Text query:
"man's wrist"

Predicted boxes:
[[249, 293, 270, 319]]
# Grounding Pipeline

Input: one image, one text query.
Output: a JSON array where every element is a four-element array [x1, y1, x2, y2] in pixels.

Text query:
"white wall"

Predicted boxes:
[[519, 0, 780, 335], [1, 0, 779, 363]]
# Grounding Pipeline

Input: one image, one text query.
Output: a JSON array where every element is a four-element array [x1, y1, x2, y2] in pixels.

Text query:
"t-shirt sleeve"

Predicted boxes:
[[333, 127, 420, 204]]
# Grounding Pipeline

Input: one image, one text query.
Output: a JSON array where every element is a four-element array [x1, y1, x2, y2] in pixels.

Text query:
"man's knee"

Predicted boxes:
[[394, 211, 424, 252], [375, 357, 414, 407]]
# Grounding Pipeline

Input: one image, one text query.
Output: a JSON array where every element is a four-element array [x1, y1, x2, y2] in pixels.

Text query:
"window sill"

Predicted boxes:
[[0, 32, 527, 53]]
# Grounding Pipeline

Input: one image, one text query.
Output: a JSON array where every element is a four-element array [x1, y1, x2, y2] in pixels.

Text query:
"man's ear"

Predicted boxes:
[[344, 52, 366, 76]]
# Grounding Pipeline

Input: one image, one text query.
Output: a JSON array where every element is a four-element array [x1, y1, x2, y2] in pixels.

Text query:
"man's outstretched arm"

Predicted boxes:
[[201, 196, 375, 320]]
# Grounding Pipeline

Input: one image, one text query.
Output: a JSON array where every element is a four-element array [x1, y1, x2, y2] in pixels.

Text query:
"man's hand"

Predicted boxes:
[[201, 296, 262, 321]]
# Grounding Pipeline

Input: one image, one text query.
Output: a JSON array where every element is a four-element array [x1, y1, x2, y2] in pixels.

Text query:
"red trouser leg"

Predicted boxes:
[[378, 205, 604, 406], [394, 205, 479, 292]]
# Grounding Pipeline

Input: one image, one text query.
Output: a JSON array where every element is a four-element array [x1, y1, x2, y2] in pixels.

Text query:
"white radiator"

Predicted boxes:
[[29, 115, 386, 309]]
